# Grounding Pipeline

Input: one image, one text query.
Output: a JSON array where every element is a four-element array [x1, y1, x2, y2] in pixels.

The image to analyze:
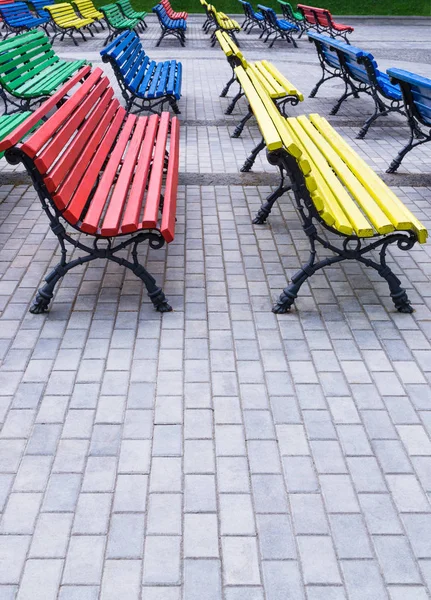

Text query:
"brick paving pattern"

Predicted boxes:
[[1, 14, 431, 599]]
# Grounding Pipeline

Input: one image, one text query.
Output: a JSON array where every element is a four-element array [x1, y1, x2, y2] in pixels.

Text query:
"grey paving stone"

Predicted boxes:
[[185, 474, 217, 512], [222, 537, 261, 586], [329, 514, 374, 559], [29, 513, 73, 558], [62, 536, 105, 585], [100, 560, 140, 600], [297, 536, 342, 585], [106, 513, 144, 558], [256, 514, 296, 559], [183, 559, 222, 600], [290, 493, 329, 535], [373, 536, 422, 584], [16, 559, 63, 600], [0, 536, 30, 583], [341, 560, 388, 600], [262, 561, 305, 600], [142, 536, 181, 585]]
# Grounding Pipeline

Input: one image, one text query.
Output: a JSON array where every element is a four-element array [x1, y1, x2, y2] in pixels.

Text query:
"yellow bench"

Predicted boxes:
[[201, 0, 241, 46], [44, 3, 95, 45], [73, 0, 105, 31], [234, 64, 428, 314], [216, 30, 303, 139]]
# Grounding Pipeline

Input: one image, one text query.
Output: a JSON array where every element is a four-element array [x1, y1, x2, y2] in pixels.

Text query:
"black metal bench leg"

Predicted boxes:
[[220, 74, 236, 97], [386, 132, 430, 173], [225, 91, 244, 115], [357, 103, 386, 139], [330, 85, 357, 115], [253, 167, 291, 224], [241, 138, 265, 172], [232, 109, 252, 137]]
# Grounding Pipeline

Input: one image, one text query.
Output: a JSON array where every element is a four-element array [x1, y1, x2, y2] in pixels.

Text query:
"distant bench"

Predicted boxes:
[[152, 3, 187, 46], [257, 4, 298, 48], [216, 30, 302, 169], [0, 30, 86, 112], [298, 3, 353, 42], [308, 32, 405, 138], [101, 30, 182, 113], [233, 63, 427, 314], [0, 66, 180, 315]]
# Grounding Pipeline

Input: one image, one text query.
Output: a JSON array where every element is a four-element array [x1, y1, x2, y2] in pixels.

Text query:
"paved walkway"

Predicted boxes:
[[1, 15, 431, 600]]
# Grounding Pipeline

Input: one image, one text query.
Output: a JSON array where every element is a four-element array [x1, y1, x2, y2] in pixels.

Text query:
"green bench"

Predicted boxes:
[[234, 64, 428, 314], [0, 30, 87, 112]]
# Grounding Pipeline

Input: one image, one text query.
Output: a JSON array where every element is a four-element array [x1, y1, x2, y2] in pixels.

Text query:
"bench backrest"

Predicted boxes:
[[28, 0, 55, 19], [153, 3, 170, 23], [0, 2, 37, 22], [257, 4, 278, 26], [100, 30, 148, 89], [44, 3, 81, 24], [0, 30, 58, 93], [100, 3, 127, 23], [74, 0, 102, 17], [387, 68, 431, 127], [307, 31, 340, 69], [297, 3, 317, 24]]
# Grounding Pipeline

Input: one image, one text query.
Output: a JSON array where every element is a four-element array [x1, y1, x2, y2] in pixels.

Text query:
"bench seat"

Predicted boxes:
[[0, 30, 87, 111], [0, 112, 32, 158], [233, 63, 427, 314], [0, 65, 180, 315], [101, 30, 182, 113]]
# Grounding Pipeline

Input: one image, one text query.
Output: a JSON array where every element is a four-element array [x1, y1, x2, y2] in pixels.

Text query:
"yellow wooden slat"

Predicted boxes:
[[234, 66, 282, 152], [247, 64, 280, 98], [287, 118, 373, 237], [309, 114, 428, 244], [297, 115, 394, 235], [252, 62, 285, 98], [260, 60, 303, 101], [239, 67, 302, 160], [215, 30, 233, 56]]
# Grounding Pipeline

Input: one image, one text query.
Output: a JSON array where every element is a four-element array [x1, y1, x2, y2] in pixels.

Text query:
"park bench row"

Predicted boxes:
[[0, 0, 147, 44], [0, 28, 183, 115], [237, 0, 298, 47], [237, 0, 353, 44], [307, 32, 431, 171], [215, 32, 428, 314], [0, 66, 181, 315]]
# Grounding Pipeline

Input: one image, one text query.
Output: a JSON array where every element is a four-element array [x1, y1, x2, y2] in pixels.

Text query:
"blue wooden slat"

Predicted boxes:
[[128, 55, 150, 92], [155, 61, 170, 97], [137, 60, 157, 95], [147, 62, 163, 98]]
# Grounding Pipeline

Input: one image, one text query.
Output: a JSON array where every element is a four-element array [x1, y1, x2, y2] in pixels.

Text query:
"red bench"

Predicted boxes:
[[297, 4, 353, 42], [0, 65, 180, 315], [160, 0, 188, 20]]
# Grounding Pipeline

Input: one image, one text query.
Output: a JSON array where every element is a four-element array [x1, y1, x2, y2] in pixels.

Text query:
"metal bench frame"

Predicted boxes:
[[257, 4, 298, 48], [257, 149, 418, 315]]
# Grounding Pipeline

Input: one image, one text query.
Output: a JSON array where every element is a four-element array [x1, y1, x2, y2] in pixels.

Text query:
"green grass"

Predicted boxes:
[[122, 0, 431, 15]]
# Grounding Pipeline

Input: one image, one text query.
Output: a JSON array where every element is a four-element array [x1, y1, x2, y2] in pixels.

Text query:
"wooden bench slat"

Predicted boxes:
[[78, 106, 128, 233], [261, 60, 304, 101], [22, 68, 103, 160], [44, 87, 115, 194], [161, 115, 180, 243], [101, 116, 149, 236], [142, 112, 170, 229], [310, 113, 428, 243], [296, 115, 394, 236], [34, 75, 110, 175], [121, 114, 160, 234]]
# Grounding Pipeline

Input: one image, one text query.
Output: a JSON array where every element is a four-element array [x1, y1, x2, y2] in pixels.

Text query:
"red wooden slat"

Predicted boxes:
[[78, 112, 136, 234], [0, 65, 91, 154], [35, 78, 111, 175], [45, 87, 115, 194], [160, 116, 179, 243], [21, 68, 104, 160], [121, 113, 159, 234], [77, 107, 129, 233], [53, 99, 121, 216], [100, 116, 148, 236], [141, 111, 170, 230]]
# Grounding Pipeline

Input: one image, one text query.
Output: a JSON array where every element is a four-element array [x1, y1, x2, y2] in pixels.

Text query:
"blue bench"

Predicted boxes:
[[238, 0, 264, 34], [152, 3, 186, 46], [0, 1, 50, 37], [100, 30, 182, 114], [257, 4, 298, 48], [386, 69, 431, 173], [308, 32, 404, 138]]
